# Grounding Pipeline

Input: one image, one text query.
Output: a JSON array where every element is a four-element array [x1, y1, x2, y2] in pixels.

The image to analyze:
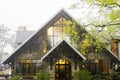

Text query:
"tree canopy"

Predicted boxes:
[[68, 0, 120, 54]]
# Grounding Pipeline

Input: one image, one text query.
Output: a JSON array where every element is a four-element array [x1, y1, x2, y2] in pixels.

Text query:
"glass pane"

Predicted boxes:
[[47, 17, 70, 48], [102, 60, 109, 74], [54, 17, 63, 25], [20, 60, 26, 63], [48, 27, 53, 36], [16, 63, 22, 73], [42, 40, 47, 53], [54, 26, 63, 37], [48, 37, 53, 48], [26, 60, 32, 63], [29, 64, 36, 74]]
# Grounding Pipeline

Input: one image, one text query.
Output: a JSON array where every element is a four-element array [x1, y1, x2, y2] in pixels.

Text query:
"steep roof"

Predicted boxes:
[[41, 40, 86, 61], [3, 9, 77, 64], [15, 31, 35, 44], [104, 48, 120, 63]]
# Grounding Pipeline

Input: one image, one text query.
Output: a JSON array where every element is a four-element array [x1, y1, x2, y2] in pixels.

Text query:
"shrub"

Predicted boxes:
[[74, 70, 91, 80], [23, 75, 34, 79], [36, 71, 50, 80], [12, 75, 20, 80]]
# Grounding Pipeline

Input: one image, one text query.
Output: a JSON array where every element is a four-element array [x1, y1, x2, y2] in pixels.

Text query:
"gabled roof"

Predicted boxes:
[[3, 9, 77, 64], [41, 40, 86, 61], [107, 50, 120, 63], [103, 48, 120, 63], [15, 31, 35, 44]]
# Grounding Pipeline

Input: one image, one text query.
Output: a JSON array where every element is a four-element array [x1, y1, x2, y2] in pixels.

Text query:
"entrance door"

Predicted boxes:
[[55, 59, 71, 80]]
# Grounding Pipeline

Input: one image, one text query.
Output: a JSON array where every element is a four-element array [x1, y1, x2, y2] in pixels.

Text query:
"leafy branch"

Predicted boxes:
[[82, 22, 120, 33]]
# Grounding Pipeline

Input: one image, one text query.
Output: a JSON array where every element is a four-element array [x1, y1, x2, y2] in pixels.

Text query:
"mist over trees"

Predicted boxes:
[[0, 24, 13, 63]]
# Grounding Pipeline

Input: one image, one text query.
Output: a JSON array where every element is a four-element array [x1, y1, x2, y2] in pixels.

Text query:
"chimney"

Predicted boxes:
[[18, 26, 27, 31]]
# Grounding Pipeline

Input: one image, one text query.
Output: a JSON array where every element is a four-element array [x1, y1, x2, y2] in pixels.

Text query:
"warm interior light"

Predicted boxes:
[[60, 65, 65, 69], [47, 27, 53, 36], [95, 59, 99, 63], [56, 59, 67, 64], [43, 48, 47, 53]]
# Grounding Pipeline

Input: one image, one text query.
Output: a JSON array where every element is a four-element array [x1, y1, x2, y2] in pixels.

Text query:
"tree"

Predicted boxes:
[[70, 0, 120, 29], [87, 0, 120, 26], [0, 24, 11, 63], [64, 20, 106, 54], [68, 0, 120, 54], [70, 0, 120, 30]]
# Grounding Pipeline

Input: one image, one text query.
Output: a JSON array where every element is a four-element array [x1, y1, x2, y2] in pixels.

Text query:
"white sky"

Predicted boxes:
[[0, 0, 78, 32], [0, 0, 101, 32]]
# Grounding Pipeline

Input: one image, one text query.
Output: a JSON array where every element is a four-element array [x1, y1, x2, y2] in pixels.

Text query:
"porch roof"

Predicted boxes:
[[104, 48, 120, 63], [41, 40, 86, 61]]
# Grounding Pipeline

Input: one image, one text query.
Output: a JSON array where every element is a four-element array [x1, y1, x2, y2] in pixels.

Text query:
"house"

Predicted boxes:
[[3, 9, 120, 80]]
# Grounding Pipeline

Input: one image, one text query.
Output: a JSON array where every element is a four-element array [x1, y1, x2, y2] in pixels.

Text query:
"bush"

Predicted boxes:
[[12, 75, 20, 80], [36, 71, 50, 80], [23, 75, 34, 79], [74, 70, 91, 80]]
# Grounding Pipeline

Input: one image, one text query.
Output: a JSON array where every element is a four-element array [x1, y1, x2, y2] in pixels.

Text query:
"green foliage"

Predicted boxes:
[[69, 0, 120, 54], [36, 71, 50, 80], [109, 10, 120, 22], [87, 0, 117, 5], [74, 70, 92, 80], [87, 0, 120, 22], [64, 20, 108, 54], [12, 75, 20, 80], [23, 75, 34, 79], [97, 0, 116, 5], [80, 34, 92, 54], [64, 20, 80, 45]]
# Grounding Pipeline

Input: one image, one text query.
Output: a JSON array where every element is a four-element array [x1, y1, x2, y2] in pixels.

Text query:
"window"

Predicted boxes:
[[55, 59, 71, 80], [87, 59, 109, 75], [16, 60, 42, 75], [47, 17, 70, 48], [88, 59, 102, 74], [42, 40, 47, 53], [101, 60, 109, 74]]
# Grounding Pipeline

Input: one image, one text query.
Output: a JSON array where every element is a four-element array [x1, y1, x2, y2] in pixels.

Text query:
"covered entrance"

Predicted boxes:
[[41, 40, 86, 80], [55, 59, 71, 80]]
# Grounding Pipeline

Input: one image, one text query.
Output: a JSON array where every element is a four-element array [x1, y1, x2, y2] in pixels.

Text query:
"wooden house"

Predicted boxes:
[[3, 9, 120, 80]]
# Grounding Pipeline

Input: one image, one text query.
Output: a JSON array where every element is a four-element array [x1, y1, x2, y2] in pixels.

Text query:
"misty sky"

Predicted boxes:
[[0, 0, 77, 32]]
